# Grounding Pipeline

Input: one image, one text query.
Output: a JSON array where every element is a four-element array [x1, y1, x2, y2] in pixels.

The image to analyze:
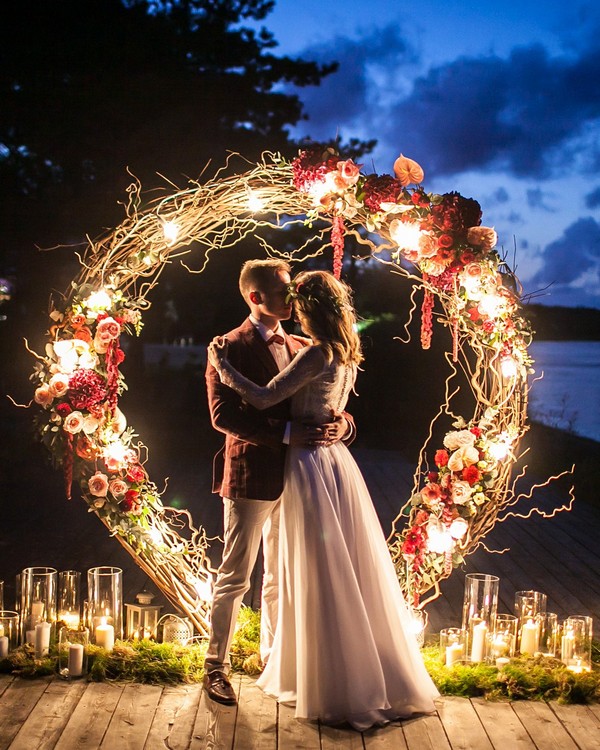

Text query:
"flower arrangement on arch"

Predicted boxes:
[[30, 284, 160, 538]]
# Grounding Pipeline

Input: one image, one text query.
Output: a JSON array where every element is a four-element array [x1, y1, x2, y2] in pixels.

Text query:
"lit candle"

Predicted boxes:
[[0, 624, 4, 639], [445, 642, 464, 666], [490, 634, 509, 659], [35, 622, 51, 658], [59, 612, 81, 630], [561, 632, 574, 661], [496, 657, 510, 669], [471, 621, 488, 662], [30, 600, 45, 623], [95, 618, 114, 651], [0, 636, 8, 659], [68, 643, 84, 677], [26, 629, 35, 645], [520, 620, 539, 654]]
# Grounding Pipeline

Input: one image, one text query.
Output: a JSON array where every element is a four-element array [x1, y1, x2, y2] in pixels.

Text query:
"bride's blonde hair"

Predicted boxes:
[[292, 270, 363, 366]]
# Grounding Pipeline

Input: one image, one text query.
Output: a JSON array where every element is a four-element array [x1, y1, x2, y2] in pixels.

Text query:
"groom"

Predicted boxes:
[[203, 258, 354, 705]]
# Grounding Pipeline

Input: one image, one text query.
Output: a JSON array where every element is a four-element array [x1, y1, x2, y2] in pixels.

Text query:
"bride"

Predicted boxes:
[[208, 270, 438, 730]]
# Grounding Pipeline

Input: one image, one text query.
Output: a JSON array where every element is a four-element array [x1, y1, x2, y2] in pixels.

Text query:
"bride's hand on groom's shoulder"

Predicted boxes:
[[208, 336, 229, 371]]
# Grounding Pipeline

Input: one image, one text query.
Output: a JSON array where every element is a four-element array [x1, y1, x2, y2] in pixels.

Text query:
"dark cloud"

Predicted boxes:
[[585, 186, 600, 208], [383, 44, 600, 178], [529, 217, 600, 305], [494, 187, 510, 204], [291, 24, 418, 141]]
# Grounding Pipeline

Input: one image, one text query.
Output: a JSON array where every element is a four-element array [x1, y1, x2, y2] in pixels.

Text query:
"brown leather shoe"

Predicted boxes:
[[203, 670, 237, 705]]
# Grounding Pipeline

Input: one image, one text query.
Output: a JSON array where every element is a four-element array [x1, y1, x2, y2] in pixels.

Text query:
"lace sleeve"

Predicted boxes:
[[217, 346, 325, 410]]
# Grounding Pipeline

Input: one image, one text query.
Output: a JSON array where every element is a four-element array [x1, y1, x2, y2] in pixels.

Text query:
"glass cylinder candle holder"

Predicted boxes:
[[487, 613, 518, 662], [561, 616, 593, 673], [0, 611, 19, 657], [538, 612, 559, 657], [57, 571, 81, 631], [440, 628, 466, 667], [515, 590, 546, 654], [87, 567, 123, 647], [20, 567, 57, 644], [461, 573, 499, 662], [15, 574, 21, 614], [58, 627, 89, 678], [0, 580, 4, 611]]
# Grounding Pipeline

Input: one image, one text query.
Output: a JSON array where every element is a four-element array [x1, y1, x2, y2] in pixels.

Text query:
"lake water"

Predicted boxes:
[[528, 340, 600, 443]]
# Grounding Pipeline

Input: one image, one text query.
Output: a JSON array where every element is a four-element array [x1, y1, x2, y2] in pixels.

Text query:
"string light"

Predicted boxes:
[[246, 189, 265, 212], [389, 221, 421, 251], [162, 220, 179, 246], [83, 289, 112, 313]]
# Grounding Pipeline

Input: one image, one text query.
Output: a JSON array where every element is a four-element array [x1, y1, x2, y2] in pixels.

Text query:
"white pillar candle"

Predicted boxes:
[[26, 629, 35, 645], [520, 620, 539, 654], [0, 623, 4, 639], [95, 622, 115, 651], [34, 622, 51, 658], [0, 636, 8, 659], [30, 601, 45, 623], [561, 633, 574, 661], [445, 642, 463, 666], [496, 656, 510, 669], [67, 643, 84, 676], [470, 621, 488, 662]]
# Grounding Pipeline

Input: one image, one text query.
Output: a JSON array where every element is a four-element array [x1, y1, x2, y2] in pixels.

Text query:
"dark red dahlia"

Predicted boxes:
[[431, 192, 482, 234], [68, 369, 107, 410], [362, 174, 404, 212], [291, 145, 339, 193]]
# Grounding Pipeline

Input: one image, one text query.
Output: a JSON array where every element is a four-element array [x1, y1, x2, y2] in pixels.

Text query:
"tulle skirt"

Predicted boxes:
[[256, 442, 439, 731]]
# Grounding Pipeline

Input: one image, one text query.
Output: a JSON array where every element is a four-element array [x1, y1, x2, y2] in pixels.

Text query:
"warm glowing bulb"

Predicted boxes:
[[500, 356, 518, 379], [426, 524, 454, 554], [162, 220, 179, 246], [83, 289, 112, 312], [194, 575, 213, 603], [489, 438, 511, 461], [246, 190, 265, 212], [149, 527, 162, 545], [390, 221, 422, 251], [478, 293, 503, 318]]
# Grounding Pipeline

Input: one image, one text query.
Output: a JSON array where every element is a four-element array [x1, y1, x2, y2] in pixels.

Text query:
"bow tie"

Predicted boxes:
[[267, 334, 285, 346]]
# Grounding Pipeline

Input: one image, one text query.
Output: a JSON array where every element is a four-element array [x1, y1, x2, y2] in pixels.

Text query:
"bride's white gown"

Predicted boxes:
[[217, 345, 439, 729]]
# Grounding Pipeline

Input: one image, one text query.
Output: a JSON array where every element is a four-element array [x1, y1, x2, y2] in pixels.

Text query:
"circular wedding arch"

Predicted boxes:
[[30, 148, 568, 635]]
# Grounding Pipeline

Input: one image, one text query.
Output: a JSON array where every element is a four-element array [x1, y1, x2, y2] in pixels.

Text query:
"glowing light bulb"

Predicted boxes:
[[83, 289, 112, 313], [390, 221, 422, 251], [426, 523, 454, 554], [500, 356, 518, 379], [246, 190, 265, 212], [489, 433, 512, 461], [104, 440, 127, 464], [478, 293, 503, 318], [194, 575, 213, 603], [162, 220, 179, 246]]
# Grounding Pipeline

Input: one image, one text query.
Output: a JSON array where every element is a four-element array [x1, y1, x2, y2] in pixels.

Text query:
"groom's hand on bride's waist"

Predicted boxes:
[[289, 416, 350, 447]]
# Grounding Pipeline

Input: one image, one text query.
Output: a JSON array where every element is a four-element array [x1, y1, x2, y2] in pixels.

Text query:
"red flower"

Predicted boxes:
[[438, 233, 454, 248], [127, 464, 146, 483], [427, 471, 439, 482], [68, 369, 107, 410], [435, 449, 449, 467], [470, 427, 482, 437], [462, 465, 481, 485], [121, 489, 139, 512], [56, 402, 72, 417], [362, 174, 404, 212]]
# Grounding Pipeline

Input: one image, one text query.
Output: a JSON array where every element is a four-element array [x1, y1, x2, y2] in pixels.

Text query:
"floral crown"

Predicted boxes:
[[285, 279, 349, 317]]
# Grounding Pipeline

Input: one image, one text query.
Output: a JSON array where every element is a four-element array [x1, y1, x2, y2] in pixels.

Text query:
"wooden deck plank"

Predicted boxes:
[[9, 678, 88, 750], [436, 695, 494, 750], [189, 674, 240, 750], [510, 701, 579, 750], [143, 683, 202, 750], [319, 723, 365, 749], [470, 698, 536, 749], [547, 701, 600, 750], [233, 675, 277, 750], [0, 674, 14, 698], [0, 677, 50, 750], [363, 722, 408, 749], [54, 681, 125, 750], [401, 706, 452, 750], [100, 684, 163, 750], [277, 702, 321, 750]]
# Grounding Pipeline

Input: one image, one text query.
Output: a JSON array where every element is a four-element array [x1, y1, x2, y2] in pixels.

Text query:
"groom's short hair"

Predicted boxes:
[[239, 258, 291, 300]]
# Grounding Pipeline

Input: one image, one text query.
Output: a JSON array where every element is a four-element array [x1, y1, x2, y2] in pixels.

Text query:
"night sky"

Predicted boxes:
[[253, 0, 600, 309]]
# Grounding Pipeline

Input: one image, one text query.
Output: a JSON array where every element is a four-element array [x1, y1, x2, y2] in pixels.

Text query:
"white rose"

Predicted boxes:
[[443, 429, 477, 451], [451, 480, 473, 505], [48, 372, 70, 398], [63, 411, 85, 434]]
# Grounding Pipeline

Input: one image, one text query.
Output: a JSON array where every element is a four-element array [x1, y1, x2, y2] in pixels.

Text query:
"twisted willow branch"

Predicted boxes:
[[29, 150, 570, 632]]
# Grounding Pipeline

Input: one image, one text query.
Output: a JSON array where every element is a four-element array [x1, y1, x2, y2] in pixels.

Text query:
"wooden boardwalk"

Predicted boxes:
[[2, 671, 600, 750]]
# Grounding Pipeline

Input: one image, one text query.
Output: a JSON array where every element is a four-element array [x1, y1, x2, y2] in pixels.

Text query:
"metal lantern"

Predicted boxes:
[[125, 590, 162, 640]]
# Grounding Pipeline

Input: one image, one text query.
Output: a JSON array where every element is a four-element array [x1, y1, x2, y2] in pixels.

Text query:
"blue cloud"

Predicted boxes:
[[585, 186, 600, 208]]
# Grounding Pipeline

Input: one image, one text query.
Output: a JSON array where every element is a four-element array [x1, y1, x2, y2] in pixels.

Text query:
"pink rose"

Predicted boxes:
[[63, 410, 85, 434], [443, 429, 477, 451], [34, 383, 53, 408], [48, 372, 70, 398], [467, 226, 497, 251], [109, 478, 128, 497], [336, 159, 361, 186], [88, 471, 109, 497], [418, 233, 438, 259], [393, 155, 424, 186], [463, 262, 484, 280], [421, 483, 442, 503], [96, 316, 121, 343], [451, 480, 473, 505]]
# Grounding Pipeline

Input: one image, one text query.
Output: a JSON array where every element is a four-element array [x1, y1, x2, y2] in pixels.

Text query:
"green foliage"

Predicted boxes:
[[229, 605, 263, 675]]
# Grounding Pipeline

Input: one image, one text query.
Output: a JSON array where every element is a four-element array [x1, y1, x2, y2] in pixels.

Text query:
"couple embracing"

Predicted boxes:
[[203, 259, 437, 731]]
